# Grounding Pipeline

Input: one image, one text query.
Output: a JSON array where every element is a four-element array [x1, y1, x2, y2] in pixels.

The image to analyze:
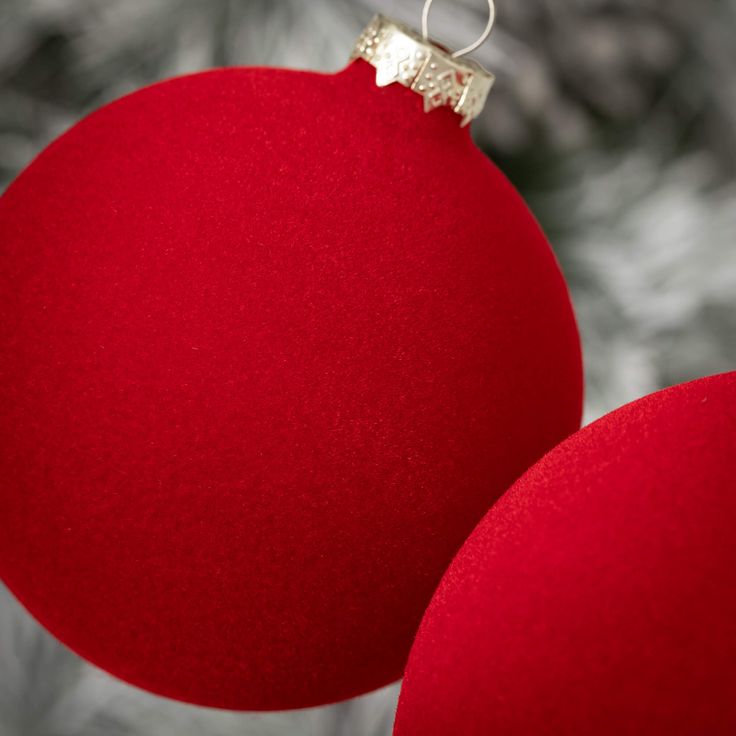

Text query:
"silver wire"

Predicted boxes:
[[421, 0, 496, 58]]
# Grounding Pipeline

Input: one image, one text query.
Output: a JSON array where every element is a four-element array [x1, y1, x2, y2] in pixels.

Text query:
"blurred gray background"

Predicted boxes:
[[0, 1, 734, 734]]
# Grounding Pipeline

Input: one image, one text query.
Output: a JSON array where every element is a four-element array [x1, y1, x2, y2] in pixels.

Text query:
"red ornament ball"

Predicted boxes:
[[395, 372, 736, 736], [0, 60, 582, 710]]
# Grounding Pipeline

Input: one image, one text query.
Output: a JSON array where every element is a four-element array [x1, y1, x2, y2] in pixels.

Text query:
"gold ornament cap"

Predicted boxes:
[[351, 14, 495, 127]]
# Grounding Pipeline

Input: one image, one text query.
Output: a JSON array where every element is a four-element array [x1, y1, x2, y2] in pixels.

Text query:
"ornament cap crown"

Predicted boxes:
[[350, 15, 495, 127]]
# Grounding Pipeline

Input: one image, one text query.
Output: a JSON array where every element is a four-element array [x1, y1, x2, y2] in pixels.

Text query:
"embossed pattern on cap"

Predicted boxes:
[[351, 15, 495, 127]]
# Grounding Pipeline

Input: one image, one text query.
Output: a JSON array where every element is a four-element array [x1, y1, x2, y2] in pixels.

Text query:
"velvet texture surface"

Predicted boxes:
[[0, 60, 582, 710], [394, 372, 736, 735]]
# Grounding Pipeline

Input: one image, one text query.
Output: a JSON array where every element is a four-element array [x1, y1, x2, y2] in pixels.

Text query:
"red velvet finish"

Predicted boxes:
[[0, 60, 582, 710], [395, 372, 736, 735]]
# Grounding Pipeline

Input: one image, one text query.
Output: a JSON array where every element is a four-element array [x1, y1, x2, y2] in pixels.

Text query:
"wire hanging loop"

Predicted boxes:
[[421, 0, 496, 58]]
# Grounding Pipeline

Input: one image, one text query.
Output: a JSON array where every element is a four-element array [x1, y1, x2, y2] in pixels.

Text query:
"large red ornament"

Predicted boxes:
[[0, 17, 582, 711], [395, 372, 736, 735]]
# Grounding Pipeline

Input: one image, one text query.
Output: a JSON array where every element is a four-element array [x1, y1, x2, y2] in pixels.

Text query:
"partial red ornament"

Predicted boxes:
[[395, 372, 736, 735], [0, 15, 582, 711]]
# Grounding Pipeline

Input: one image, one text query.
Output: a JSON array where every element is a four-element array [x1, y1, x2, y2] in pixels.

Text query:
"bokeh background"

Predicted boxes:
[[1, 1, 734, 734]]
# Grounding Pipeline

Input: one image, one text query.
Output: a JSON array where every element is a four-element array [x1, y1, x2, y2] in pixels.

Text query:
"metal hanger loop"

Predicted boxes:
[[421, 0, 496, 58]]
